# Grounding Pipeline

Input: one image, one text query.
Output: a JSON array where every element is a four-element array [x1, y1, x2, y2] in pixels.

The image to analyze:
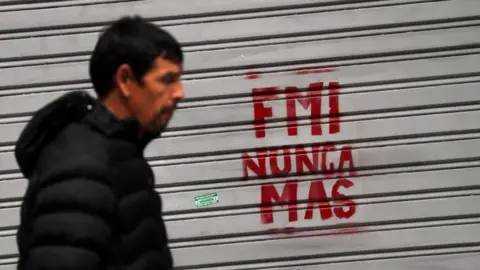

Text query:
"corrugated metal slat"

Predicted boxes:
[[1, 1, 479, 61]]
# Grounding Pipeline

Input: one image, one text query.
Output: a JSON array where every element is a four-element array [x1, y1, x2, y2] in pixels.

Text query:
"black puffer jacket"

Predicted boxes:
[[14, 91, 172, 270]]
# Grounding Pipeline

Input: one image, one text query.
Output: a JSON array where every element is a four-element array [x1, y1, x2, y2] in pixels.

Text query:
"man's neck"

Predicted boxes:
[[101, 91, 147, 140], [101, 91, 132, 120]]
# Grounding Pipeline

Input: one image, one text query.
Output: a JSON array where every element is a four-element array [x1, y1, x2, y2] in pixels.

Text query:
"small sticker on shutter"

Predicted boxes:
[[195, 192, 219, 207]]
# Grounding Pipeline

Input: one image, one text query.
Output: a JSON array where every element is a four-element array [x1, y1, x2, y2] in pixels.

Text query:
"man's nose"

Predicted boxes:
[[173, 85, 185, 101]]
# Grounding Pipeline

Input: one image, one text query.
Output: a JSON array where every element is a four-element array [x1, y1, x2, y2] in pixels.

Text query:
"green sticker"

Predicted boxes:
[[195, 192, 219, 207]]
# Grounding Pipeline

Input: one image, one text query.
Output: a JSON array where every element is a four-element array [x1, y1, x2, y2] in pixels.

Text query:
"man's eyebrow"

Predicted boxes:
[[162, 71, 181, 77], [157, 71, 182, 82]]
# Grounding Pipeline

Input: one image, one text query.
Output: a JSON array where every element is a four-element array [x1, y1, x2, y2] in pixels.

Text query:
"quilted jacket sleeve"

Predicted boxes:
[[17, 155, 117, 270]]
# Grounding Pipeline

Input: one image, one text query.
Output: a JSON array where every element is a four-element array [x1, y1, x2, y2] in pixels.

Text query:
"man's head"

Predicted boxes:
[[89, 16, 184, 134]]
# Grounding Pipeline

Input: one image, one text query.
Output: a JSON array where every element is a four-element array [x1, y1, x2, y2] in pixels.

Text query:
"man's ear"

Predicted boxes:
[[114, 64, 135, 98]]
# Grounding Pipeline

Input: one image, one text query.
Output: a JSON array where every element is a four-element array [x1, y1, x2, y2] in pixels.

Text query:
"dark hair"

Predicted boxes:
[[89, 15, 183, 98]]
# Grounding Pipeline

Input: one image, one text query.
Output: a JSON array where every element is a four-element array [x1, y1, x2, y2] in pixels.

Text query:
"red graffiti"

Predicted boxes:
[[252, 87, 281, 138], [252, 81, 340, 138], [328, 82, 340, 134], [242, 143, 356, 179], [260, 178, 356, 224], [245, 68, 336, 79], [286, 82, 323, 136], [267, 224, 363, 238], [304, 180, 334, 220], [244, 77, 358, 229], [245, 71, 262, 80], [261, 180, 299, 224]]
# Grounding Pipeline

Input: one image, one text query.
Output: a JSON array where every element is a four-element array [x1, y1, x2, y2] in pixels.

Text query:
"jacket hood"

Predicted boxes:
[[14, 91, 96, 179]]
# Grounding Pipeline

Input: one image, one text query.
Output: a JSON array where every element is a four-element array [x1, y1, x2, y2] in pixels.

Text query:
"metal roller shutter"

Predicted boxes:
[[1, 0, 480, 269]]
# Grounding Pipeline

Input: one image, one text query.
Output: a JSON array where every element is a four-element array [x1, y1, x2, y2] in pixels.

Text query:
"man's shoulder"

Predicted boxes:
[[57, 122, 109, 158], [34, 122, 112, 180]]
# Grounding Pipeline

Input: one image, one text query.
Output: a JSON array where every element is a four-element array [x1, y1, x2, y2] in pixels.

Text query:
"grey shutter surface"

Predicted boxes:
[[1, 0, 480, 269]]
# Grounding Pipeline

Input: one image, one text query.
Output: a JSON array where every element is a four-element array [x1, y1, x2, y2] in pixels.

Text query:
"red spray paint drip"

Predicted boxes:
[[245, 71, 262, 80]]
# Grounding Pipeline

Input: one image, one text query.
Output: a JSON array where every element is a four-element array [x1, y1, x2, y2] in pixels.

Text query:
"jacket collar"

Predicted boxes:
[[84, 100, 160, 150]]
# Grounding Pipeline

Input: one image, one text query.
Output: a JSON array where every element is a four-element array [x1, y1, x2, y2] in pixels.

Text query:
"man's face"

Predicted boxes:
[[123, 57, 184, 133]]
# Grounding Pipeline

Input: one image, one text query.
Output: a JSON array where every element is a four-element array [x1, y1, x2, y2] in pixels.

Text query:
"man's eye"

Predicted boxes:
[[160, 74, 178, 84]]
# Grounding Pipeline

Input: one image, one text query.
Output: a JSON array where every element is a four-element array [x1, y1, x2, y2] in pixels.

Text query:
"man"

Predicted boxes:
[[14, 15, 184, 270]]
